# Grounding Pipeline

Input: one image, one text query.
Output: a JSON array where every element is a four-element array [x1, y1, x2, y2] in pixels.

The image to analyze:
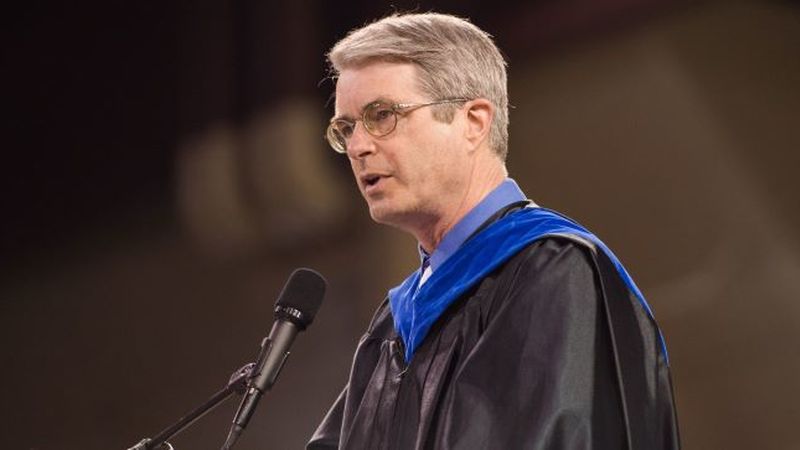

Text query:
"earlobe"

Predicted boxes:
[[464, 99, 494, 152]]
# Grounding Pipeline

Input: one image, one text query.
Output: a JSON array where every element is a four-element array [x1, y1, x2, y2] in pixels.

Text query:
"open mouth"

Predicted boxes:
[[365, 175, 381, 187]]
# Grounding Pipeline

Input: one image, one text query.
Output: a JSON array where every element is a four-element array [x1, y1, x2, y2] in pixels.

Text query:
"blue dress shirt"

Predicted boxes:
[[416, 178, 532, 288]]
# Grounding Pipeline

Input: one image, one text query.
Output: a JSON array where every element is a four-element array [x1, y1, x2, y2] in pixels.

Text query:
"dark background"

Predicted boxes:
[[2, 0, 799, 448]]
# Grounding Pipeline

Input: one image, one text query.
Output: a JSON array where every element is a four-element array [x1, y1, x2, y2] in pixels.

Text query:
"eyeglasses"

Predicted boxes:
[[326, 98, 469, 154]]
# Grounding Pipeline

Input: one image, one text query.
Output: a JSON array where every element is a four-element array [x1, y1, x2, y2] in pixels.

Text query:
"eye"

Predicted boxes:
[[335, 120, 355, 138], [366, 103, 395, 124], [373, 108, 394, 122]]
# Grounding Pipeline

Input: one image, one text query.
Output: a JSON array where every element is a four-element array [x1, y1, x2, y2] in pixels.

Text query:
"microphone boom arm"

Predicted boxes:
[[126, 362, 255, 450]]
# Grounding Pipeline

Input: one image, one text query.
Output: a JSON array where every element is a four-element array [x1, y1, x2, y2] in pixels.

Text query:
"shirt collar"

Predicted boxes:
[[419, 178, 530, 271]]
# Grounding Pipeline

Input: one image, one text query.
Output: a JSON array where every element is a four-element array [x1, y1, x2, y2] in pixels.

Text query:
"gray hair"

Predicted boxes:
[[327, 12, 509, 160]]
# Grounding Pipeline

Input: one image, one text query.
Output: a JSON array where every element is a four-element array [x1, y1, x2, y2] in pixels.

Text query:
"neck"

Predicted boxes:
[[415, 156, 507, 253]]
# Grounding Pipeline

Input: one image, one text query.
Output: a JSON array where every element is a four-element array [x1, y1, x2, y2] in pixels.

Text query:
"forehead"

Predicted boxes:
[[334, 61, 422, 116]]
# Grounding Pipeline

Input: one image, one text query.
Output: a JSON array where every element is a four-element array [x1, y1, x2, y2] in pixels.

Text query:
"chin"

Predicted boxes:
[[367, 202, 406, 227], [367, 205, 394, 225]]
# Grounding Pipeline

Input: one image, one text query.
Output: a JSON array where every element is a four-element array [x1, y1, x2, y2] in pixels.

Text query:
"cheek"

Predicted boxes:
[[427, 150, 465, 193], [348, 160, 364, 191]]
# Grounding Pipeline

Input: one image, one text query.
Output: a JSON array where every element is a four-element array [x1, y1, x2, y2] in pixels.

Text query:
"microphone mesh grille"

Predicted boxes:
[[275, 268, 327, 327]]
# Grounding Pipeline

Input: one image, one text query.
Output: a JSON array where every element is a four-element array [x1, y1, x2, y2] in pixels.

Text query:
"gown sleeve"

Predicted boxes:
[[432, 238, 627, 450]]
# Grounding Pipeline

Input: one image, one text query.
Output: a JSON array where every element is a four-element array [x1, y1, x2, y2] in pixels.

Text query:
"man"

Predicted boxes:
[[309, 12, 679, 450]]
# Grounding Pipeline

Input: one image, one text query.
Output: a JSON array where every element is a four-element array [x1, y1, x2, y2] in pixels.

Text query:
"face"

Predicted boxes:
[[334, 61, 471, 233]]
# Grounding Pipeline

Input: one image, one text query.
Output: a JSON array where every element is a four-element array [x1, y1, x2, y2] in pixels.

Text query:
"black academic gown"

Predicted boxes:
[[308, 209, 680, 450]]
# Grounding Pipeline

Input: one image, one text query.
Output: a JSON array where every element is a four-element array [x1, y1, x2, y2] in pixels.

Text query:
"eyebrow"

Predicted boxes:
[[333, 97, 393, 122]]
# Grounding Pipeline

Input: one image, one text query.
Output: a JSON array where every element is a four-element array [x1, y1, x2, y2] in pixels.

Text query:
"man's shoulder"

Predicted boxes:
[[497, 234, 600, 286]]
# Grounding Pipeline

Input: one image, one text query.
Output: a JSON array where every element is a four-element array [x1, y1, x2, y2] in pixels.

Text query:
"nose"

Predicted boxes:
[[345, 121, 376, 159]]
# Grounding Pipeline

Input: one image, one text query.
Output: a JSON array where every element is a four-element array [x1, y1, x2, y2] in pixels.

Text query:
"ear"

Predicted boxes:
[[463, 98, 494, 153]]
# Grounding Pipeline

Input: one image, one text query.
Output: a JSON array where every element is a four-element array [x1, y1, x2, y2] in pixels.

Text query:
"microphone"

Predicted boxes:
[[222, 268, 326, 449]]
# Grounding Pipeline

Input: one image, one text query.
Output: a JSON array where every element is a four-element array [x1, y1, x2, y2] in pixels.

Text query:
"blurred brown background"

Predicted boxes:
[[2, 0, 798, 448]]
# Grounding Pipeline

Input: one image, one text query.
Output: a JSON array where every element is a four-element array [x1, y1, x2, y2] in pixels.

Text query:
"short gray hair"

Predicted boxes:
[[328, 12, 509, 160]]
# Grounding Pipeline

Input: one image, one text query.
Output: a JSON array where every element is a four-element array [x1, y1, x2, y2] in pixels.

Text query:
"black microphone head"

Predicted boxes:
[[274, 268, 326, 329]]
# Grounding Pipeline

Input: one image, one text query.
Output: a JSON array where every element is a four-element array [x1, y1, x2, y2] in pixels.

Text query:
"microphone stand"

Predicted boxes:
[[127, 363, 255, 450]]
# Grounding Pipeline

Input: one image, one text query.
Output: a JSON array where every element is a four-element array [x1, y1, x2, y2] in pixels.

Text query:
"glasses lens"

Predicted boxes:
[[326, 122, 348, 153], [364, 102, 397, 136]]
